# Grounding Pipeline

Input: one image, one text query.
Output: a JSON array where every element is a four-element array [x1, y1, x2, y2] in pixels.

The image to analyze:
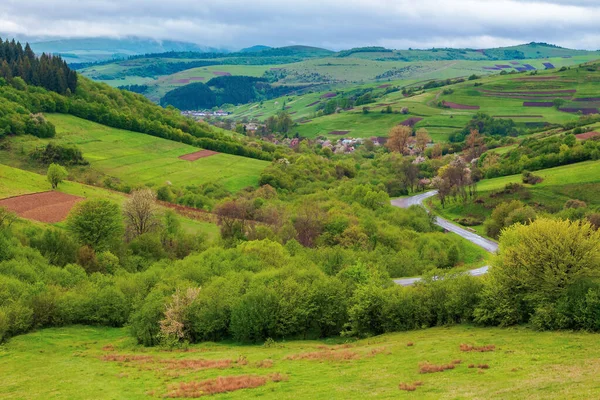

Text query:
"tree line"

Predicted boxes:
[[0, 38, 77, 95]]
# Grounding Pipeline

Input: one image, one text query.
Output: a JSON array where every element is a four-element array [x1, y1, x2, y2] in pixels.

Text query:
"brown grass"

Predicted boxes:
[[285, 350, 359, 362], [159, 358, 233, 371], [256, 359, 273, 368], [451, 359, 462, 365], [166, 375, 269, 397], [269, 373, 288, 382], [460, 344, 496, 352], [478, 364, 490, 369], [101, 354, 154, 363], [468, 364, 475, 368], [399, 383, 417, 391], [399, 381, 424, 391], [102, 345, 115, 351], [419, 362, 456, 374], [366, 347, 388, 357], [407, 342, 414, 347]]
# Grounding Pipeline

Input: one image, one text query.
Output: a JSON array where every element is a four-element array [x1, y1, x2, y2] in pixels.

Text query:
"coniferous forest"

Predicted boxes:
[[0, 38, 77, 95]]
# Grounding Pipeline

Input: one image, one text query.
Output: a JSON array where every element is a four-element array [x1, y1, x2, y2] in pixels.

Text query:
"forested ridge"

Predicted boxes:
[[0, 38, 276, 161]]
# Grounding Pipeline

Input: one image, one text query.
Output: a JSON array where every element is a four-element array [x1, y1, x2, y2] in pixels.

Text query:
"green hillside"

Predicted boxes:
[[271, 61, 600, 140], [0, 114, 269, 192]]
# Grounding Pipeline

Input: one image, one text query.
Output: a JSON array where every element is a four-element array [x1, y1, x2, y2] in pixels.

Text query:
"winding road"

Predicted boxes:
[[391, 190, 497, 286]]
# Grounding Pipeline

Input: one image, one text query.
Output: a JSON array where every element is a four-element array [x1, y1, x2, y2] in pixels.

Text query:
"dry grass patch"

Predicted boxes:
[[285, 350, 359, 362], [366, 347, 389, 357], [399, 381, 424, 391], [256, 359, 273, 368], [159, 358, 233, 371], [460, 344, 496, 352], [166, 375, 268, 397], [419, 362, 456, 374], [101, 354, 154, 363]]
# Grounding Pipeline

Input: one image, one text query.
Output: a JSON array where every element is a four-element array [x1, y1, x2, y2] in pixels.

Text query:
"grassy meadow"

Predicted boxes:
[[0, 114, 269, 193], [2, 325, 600, 399]]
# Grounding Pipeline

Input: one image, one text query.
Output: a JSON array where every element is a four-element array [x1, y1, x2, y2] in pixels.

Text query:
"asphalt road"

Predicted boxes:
[[391, 190, 497, 286]]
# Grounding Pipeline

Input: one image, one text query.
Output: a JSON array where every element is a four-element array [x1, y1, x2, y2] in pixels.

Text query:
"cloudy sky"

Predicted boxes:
[[1, 0, 600, 50]]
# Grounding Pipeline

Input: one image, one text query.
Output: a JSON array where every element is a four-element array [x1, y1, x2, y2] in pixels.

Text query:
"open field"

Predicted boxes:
[[2, 325, 600, 399], [0, 164, 219, 238], [0, 114, 269, 193], [0, 191, 84, 223]]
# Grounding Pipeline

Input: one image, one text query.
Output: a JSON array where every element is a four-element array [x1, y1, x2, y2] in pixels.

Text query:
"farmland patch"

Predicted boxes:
[[178, 150, 219, 161], [0, 191, 83, 223]]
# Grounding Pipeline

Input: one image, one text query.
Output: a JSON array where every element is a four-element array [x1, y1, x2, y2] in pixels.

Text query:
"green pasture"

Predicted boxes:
[[0, 114, 268, 193], [3, 325, 600, 399]]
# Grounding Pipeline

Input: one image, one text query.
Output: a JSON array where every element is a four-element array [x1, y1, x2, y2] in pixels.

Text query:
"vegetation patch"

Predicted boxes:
[[284, 350, 360, 362], [460, 344, 496, 352], [419, 361, 456, 374], [165, 374, 273, 397]]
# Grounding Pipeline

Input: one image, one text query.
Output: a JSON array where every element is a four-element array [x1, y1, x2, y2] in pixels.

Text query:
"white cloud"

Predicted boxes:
[[1, 0, 599, 50]]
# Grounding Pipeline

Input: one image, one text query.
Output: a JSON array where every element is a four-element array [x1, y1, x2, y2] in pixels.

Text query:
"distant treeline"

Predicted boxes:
[[0, 37, 77, 95], [160, 76, 304, 109], [117, 84, 149, 94]]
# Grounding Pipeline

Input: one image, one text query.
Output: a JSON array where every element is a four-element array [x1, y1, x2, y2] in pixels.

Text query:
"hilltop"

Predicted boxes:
[[74, 42, 600, 105]]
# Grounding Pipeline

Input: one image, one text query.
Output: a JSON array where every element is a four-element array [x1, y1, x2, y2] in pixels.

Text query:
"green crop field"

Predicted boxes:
[[2, 325, 600, 399], [0, 114, 269, 193]]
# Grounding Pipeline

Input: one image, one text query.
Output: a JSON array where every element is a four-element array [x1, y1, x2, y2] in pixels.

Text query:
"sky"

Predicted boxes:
[[1, 0, 600, 50]]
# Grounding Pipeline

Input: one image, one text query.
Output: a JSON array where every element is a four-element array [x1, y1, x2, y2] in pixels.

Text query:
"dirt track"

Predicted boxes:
[[0, 191, 84, 223]]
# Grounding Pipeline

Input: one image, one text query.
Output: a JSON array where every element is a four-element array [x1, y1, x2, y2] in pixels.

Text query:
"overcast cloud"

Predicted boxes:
[[1, 0, 599, 50]]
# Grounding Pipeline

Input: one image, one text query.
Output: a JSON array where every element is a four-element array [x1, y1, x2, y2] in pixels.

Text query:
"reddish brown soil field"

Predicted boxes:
[[574, 97, 600, 102], [178, 150, 219, 161], [212, 71, 232, 76], [321, 92, 336, 99], [328, 130, 350, 135], [172, 79, 190, 84], [575, 131, 600, 140], [0, 191, 84, 223], [189, 77, 205, 81], [400, 117, 423, 126], [377, 84, 391, 88], [443, 101, 480, 110]]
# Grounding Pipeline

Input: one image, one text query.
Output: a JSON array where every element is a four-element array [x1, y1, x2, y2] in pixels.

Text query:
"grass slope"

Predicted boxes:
[[0, 114, 269, 193], [0, 164, 219, 238], [429, 160, 600, 236], [2, 325, 600, 399], [285, 61, 600, 140]]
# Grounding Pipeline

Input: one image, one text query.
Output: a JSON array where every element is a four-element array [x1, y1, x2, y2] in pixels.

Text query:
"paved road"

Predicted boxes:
[[391, 190, 497, 286]]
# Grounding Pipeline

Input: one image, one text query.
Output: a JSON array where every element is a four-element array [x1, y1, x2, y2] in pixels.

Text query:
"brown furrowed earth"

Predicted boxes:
[[575, 131, 600, 140], [400, 117, 424, 126], [442, 101, 480, 110], [0, 191, 84, 223], [178, 150, 219, 161]]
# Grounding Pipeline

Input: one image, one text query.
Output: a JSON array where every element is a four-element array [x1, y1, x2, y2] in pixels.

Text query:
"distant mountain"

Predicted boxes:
[[334, 42, 598, 61], [28, 37, 228, 63], [240, 45, 272, 53]]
